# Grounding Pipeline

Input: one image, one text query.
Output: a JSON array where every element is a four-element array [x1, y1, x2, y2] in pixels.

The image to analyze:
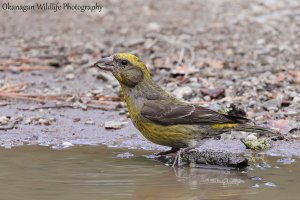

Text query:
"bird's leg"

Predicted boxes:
[[172, 147, 194, 167], [155, 147, 179, 156]]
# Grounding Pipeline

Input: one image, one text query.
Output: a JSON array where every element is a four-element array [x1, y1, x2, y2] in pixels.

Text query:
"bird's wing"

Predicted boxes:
[[141, 100, 249, 125]]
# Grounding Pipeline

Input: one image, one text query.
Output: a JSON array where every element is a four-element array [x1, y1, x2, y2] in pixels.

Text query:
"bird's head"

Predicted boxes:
[[94, 53, 151, 87]]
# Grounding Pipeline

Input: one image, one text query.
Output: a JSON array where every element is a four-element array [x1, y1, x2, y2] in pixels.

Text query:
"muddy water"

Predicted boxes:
[[0, 146, 299, 200]]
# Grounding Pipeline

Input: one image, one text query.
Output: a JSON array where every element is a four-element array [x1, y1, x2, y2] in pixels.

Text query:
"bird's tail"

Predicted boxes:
[[234, 124, 283, 139]]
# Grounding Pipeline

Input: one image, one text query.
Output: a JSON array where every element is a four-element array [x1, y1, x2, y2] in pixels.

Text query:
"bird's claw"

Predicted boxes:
[[172, 147, 194, 167]]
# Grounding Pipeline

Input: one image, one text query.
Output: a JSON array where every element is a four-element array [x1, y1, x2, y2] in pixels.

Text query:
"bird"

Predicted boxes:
[[94, 53, 280, 166]]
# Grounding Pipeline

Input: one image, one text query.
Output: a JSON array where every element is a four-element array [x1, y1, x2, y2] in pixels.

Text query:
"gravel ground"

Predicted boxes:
[[0, 0, 299, 155]]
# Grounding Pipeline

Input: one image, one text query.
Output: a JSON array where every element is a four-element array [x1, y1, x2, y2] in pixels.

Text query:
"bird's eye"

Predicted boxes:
[[121, 60, 128, 66]]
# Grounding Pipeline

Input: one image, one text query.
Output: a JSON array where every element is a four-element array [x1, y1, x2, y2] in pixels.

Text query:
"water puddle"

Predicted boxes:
[[0, 146, 299, 200]]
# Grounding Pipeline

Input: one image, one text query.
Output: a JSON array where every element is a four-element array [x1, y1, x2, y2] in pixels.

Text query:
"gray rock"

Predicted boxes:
[[262, 95, 283, 111], [173, 86, 193, 100], [0, 116, 11, 126], [147, 22, 160, 32], [180, 150, 249, 168], [84, 120, 95, 125], [65, 73, 75, 80], [105, 121, 128, 129], [63, 65, 75, 73]]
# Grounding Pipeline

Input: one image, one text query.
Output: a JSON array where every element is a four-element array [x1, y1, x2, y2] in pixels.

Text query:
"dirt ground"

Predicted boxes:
[[0, 0, 299, 156]]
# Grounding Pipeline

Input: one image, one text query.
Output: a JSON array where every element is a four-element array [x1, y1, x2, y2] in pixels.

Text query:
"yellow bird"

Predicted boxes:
[[94, 53, 279, 166]]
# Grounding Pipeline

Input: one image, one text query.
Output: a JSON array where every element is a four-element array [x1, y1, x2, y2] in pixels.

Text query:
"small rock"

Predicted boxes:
[[66, 73, 75, 80], [24, 118, 32, 125], [84, 120, 95, 125], [291, 134, 300, 140], [262, 95, 283, 111], [203, 95, 211, 101], [105, 120, 128, 129], [0, 116, 11, 126], [201, 87, 225, 99], [73, 101, 87, 110], [173, 86, 193, 100], [62, 141, 74, 148], [90, 89, 103, 95], [119, 108, 128, 115], [46, 58, 61, 68], [38, 118, 51, 126], [147, 22, 160, 32], [247, 134, 258, 141], [63, 65, 75, 73], [73, 118, 80, 122]]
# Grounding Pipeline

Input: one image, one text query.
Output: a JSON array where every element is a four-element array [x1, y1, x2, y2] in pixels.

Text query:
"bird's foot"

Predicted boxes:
[[172, 147, 194, 168], [154, 147, 179, 156]]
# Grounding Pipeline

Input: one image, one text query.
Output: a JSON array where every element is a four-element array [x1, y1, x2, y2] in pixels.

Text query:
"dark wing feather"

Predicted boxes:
[[141, 100, 249, 125]]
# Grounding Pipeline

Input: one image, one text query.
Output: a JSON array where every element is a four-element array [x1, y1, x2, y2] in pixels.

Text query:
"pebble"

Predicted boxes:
[[173, 86, 193, 100], [246, 134, 258, 141], [66, 73, 75, 80], [262, 99, 282, 111], [84, 120, 95, 125], [46, 58, 61, 68], [204, 95, 211, 101], [105, 120, 128, 129], [62, 141, 74, 148], [201, 87, 225, 99], [147, 22, 160, 32], [73, 118, 80, 122], [38, 118, 51, 126], [63, 65, 75, 73], [0, 116, 11, 126], [24, 118, 32, 125]]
